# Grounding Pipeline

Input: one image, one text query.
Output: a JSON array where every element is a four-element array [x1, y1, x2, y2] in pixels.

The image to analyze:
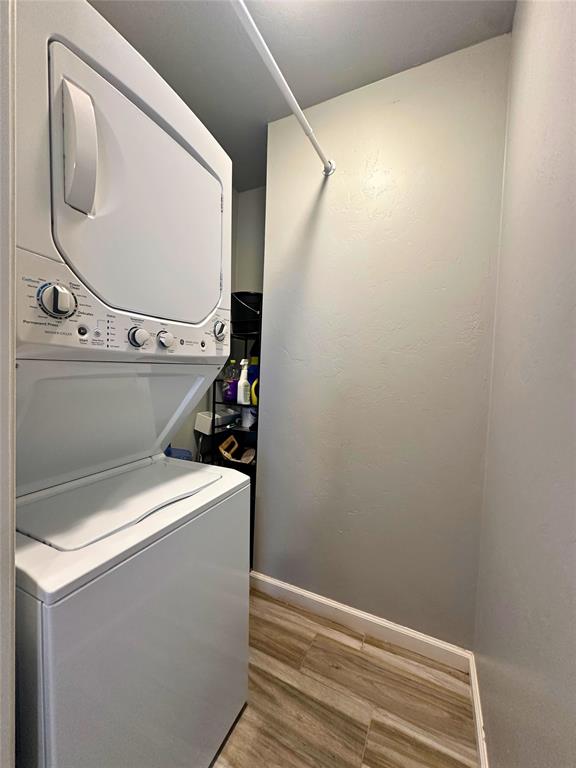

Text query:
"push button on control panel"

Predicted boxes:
[[37, 283, 77, 318], [128, 327, 151, 348]]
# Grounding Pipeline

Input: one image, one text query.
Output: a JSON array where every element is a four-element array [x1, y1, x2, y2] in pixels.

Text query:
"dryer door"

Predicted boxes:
[[49, 42, 223, 325]]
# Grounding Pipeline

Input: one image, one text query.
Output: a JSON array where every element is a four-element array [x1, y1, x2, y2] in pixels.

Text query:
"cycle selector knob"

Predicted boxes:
[[213, 320, 226, 342], [128, 327, 151, 348], [157, 331, 175, 349], [38, 284, 76, 318]]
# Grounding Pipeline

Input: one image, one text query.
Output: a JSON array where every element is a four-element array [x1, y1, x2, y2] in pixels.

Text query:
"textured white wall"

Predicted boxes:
[[233, 186, 265, 293], [474, 3, 576, 766], [257, 36, 510, 648]]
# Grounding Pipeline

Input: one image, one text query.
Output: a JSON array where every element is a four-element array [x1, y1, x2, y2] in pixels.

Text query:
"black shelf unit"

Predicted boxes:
[[209, 332, 260, 566]]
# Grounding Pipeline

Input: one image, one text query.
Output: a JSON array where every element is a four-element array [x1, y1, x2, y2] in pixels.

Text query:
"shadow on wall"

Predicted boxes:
[[256, 174, 333, 578], [259, 171, 381, 591], [265, 173, 330, 335]]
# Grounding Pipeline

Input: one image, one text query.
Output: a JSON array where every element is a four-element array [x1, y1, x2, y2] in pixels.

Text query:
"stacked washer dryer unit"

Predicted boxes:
[[15, 2, 249, 767]]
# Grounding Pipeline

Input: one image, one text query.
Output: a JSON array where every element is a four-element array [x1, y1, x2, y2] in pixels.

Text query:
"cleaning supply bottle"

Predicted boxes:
[[250, 378, 258, 406], [248, 356, 259, 386], [248, 356, 259, 407], [222, 359, 238, 403], [237, 359, 251, 405]]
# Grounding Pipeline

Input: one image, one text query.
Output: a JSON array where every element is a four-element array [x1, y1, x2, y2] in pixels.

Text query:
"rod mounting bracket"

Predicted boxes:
[[323, 160, 336, 177]]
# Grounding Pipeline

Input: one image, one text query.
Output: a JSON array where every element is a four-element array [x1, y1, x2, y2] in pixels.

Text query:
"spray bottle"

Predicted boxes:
[[237, 359, 251, 406]]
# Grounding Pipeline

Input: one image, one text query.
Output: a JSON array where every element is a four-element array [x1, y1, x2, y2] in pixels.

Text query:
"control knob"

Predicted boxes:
[[157, 331, 175, 349], [38, 284, 76, 318], [128, 327, 151, 348], [213, 320, 226, 342]]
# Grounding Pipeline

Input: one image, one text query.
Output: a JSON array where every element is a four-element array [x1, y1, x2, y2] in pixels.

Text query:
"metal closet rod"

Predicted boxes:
[[231, 0, 336, 177]]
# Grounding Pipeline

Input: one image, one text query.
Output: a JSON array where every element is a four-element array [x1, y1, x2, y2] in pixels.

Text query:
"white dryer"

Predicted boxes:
[[14, 2, 249, 767]]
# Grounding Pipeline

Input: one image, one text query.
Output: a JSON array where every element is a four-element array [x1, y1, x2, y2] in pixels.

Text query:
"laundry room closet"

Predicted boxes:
[[2, 2, 574, 768]]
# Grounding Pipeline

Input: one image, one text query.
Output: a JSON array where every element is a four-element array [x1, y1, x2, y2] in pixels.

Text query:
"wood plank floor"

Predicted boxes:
[[215, 591, 479, 768]]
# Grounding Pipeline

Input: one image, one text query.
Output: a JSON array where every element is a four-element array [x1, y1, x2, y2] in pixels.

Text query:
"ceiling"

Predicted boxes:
[[90, 0, 515, 191]]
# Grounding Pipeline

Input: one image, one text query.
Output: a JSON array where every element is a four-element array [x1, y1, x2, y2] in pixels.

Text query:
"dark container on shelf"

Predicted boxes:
[[231, 291, 262, 338]]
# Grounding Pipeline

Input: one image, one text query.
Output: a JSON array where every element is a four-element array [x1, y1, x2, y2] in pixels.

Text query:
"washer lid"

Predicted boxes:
[[16, 359, 218, 496], [17, 459, 222, 551]]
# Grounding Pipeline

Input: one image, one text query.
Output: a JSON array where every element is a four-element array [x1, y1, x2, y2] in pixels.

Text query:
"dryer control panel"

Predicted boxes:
[[17, 249, 229, 362]]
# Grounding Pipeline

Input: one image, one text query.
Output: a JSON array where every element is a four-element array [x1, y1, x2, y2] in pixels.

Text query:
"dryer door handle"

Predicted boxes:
[[62, 79, 98, 215]]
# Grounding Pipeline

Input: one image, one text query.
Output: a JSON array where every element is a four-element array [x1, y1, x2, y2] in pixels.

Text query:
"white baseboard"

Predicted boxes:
[[250, 571, 471, 672], [250, 571, 488, 767]]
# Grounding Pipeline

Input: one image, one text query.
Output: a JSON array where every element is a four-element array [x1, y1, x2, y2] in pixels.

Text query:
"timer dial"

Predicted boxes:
[[213, 320, 226, 342], [157, 331, 175, 349], [38, 284, 77, 318]]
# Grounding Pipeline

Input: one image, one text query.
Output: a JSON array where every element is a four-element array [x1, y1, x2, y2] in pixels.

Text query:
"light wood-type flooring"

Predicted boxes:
[[215, 591, 478, 768]]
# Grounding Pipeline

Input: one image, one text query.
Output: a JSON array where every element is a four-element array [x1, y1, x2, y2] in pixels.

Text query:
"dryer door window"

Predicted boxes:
[[49, 42, 223, 325]]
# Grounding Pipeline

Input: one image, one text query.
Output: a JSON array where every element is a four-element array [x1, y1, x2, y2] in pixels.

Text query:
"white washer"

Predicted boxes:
[[17, 459, 249, 768], [14, 2, 248, 766]]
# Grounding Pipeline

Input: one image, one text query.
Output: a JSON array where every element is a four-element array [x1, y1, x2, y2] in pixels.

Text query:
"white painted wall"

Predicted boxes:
[[0, 1, 15, 765], [474, 3, 576, 766], [257, 36, 510, 648], [233, 186, 265, 293]]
